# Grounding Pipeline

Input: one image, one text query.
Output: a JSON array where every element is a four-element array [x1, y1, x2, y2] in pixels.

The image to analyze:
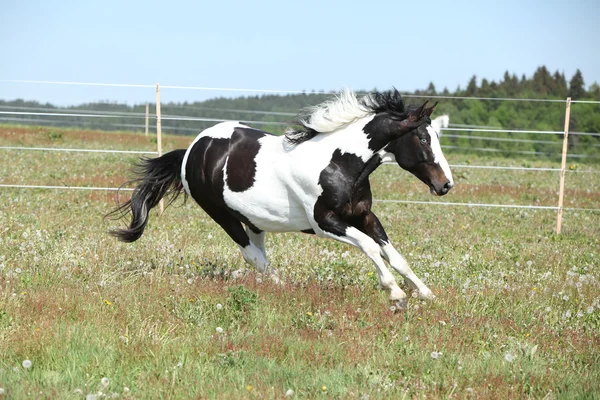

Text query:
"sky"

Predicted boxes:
[[0, 0, 598, 106]]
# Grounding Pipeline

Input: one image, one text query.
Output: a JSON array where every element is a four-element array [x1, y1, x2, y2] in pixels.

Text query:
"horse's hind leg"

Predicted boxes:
[[198, 205, 270, 276], [245, 226, 267, 259], [243, 226, 281, 283]]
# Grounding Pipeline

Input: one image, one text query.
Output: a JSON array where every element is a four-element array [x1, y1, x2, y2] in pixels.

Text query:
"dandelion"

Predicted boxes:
[[103, 299, 113, 306], [100, 377, 109, 387], [563, 310, 572, 319], [216, 327, 223, 333], [0, 388, 4, 395], [563, 295, 569, 301], [504, 353, 514, 363], [176, 362, 183, 368], [285, 388, 294, 397], [187, 278, 193, 285], [85, 394, 97, 400], [587, 306, 594, 314], [22, 360, 32, 369], [321, 386, 327, 391], [216, 303, 223, 310], [246, 385, 253, 391], [430, 351, 441, 359], [306, 311, 313, 317]]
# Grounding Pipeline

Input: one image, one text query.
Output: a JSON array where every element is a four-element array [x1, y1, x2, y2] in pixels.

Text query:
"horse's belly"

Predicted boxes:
[[223, 189, 312, 232]]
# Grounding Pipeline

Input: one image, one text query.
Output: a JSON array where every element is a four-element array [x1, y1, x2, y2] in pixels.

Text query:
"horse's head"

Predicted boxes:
[[384, 102, 454, 196]]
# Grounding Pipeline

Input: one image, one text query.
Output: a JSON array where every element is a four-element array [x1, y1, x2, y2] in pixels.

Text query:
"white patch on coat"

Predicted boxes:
[[426, 125, 453, 185], [430, 115, 449, 136]]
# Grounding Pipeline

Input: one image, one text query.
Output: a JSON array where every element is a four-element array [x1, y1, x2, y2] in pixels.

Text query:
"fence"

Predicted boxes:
[[1, 80, 599, 234]]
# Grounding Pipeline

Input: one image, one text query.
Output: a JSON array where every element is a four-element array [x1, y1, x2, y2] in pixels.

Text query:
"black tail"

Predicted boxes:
[[107, 149, 187, 242]]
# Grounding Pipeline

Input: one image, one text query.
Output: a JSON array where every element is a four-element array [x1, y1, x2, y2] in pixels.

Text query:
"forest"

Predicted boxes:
[[1, 66, 599, 162]]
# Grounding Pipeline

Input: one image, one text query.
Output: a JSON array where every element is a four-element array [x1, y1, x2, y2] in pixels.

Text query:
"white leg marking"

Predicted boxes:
[[322, 226, 406, 302], [245, 227, 267, 259], [239, 233, 282, 285], [380, 242, 435, 300]]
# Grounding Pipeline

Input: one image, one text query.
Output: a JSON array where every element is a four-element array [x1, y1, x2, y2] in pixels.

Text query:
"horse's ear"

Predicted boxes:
[[408, 100, 429, 122], [424, 102, 438, 117]]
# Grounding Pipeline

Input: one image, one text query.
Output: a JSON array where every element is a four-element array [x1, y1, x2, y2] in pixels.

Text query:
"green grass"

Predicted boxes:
[[0, 125, 599, 399]]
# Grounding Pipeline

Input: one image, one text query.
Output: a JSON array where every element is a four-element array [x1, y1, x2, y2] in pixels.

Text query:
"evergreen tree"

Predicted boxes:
[[553, 71, 568, 98], [465, 75, 478, 96], [568, 69, 586, 99], [426, 82, 437, 95]]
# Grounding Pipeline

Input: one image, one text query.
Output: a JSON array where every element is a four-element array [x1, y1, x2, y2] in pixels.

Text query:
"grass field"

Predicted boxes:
[[0, 125, 599, 399]]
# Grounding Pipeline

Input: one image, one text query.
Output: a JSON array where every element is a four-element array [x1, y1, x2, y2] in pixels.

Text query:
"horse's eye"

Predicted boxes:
[[420, 138, 427, 144]]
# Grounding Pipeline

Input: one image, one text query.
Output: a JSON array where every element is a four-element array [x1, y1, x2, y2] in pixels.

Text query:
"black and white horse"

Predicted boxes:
[[109, 90, 453, 308]]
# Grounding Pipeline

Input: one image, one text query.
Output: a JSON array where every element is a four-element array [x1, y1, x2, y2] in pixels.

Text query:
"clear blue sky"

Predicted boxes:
[[1, 0, 598, 106]]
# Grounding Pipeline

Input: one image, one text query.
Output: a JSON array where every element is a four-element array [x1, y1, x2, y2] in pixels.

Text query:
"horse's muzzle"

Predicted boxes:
[[430, 181, 454, 196]]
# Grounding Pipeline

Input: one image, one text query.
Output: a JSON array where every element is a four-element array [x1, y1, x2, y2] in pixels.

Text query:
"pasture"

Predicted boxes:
[[0, 125, 599, 399]]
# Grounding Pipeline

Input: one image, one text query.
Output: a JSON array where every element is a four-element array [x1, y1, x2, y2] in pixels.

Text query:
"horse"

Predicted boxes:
[[108, 89, 454, 309]]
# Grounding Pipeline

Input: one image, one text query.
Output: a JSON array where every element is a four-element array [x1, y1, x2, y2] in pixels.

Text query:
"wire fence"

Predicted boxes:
[[1, 79, 599, 228]]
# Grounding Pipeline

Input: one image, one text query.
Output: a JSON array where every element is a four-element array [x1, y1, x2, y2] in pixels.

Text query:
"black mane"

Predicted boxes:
[[365, 89, 408, 116]]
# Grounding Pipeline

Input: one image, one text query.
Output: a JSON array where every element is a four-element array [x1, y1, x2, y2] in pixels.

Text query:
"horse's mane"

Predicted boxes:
[[285, 89, 410, 145]]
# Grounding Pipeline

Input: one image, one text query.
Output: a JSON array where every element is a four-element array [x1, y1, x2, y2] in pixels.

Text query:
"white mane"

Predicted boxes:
[[300, 89, 374, 133], [431, 114, 449, 136]]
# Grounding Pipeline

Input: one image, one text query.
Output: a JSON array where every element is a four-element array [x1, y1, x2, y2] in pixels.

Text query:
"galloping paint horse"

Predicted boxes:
[[109, 90, 454, 308]]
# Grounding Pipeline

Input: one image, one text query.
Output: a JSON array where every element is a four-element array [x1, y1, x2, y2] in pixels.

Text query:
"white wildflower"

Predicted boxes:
[[22, 360, 32, 369], [504, 353, 514, 363], [100, 377, 109, 387], [430, 351, 441, 359], [216, 327, 223, 333], [216, 303, 223, 310], [285, 388, 294, 397]]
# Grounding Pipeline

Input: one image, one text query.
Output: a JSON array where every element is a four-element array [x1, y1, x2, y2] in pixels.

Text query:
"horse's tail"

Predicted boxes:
[[107, 149, 187, 242]]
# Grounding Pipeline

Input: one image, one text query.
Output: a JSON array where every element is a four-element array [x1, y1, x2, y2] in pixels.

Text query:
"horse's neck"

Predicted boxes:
[[352, 153, 384, 192]]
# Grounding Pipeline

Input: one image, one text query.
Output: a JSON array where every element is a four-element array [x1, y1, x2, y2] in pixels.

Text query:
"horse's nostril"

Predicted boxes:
[[443, 181, 453, 193]]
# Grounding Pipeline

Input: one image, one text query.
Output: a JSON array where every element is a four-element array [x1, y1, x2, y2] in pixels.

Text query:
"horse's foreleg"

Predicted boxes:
[[314, 213, 407, 307], [358, 212, 434, 300]]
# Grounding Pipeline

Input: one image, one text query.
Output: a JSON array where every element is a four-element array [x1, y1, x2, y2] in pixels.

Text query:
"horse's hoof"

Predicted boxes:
[[391, 298, 408, 312], [419, 288, 436, 301]]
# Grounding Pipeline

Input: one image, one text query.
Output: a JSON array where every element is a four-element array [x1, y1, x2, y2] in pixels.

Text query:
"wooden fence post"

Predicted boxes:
[[156, 83, 164, 214], [556, 97, 571, 234], [145, 103, 149, 136]]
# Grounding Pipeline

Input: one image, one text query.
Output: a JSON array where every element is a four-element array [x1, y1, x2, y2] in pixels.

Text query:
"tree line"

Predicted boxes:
[[1, 66, 599, 162]]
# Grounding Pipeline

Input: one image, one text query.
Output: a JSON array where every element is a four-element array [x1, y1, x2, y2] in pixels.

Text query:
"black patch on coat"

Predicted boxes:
[[313, 150, 382, 237], [184, 134, 263, 245], [226, 127, 266, 192]]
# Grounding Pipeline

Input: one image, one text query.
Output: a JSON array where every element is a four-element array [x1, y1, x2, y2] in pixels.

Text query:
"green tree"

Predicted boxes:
[[465, 75, 478, 96], [568, 69, 586, 99]]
